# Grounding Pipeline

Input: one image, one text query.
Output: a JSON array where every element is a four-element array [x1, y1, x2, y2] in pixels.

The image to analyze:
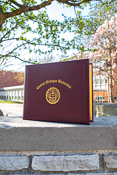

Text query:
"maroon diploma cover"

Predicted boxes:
[[23, 59, 93, 125]]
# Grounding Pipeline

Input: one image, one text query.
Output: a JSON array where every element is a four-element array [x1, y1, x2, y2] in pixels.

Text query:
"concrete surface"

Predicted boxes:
[[0, 115, 117, 151], [0, 115, 117, 128], [0, 103, 23, 116], [94, 103, 117, 117]]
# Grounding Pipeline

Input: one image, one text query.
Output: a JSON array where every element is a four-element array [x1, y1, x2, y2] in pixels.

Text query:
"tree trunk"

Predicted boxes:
[[108, 57, 114, 103], [110, 77, 114, 103], [108, 78, 112, 103], [108, 77, 114, 103], [108, 76, 110, 103]]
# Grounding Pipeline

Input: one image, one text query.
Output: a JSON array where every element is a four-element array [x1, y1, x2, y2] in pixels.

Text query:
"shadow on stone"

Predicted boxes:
[[0, 110, 4, 116]]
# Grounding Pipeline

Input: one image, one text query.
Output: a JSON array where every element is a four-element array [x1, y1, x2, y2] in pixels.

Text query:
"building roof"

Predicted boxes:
[[0, 71, 24, 88]]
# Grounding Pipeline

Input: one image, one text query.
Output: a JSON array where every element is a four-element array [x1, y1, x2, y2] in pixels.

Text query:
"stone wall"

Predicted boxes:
[[0, 115, 117, 174], [0, 151, 117, 174]]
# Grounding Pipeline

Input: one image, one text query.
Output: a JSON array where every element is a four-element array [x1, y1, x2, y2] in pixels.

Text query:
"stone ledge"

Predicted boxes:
[[32, 154, 99, 172], [0, 156, 29, 171], [104, 154, 117, 169], [0, 116, 117, 151]]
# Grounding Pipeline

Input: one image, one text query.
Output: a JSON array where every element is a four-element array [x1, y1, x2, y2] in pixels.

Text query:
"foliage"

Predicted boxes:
[[87, 12, 117, 83], [0, 99, 23, 104], [65, 12, 117, 103], [83, 0, 117, 36], [0, 0, 116, 67], [0, 0, 89, 67]]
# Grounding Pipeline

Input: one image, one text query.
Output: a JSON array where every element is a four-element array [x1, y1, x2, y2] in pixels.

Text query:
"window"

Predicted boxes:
[[96, 96, 105, 102]]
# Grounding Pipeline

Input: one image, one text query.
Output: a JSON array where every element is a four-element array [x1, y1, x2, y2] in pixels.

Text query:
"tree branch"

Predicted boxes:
[[0, 24, 18, 43], [56, 0, 96, 6], [0, 43, 26, 59], [0, 7, 5, 30], [5, 0, 54, 19], [9, 0, 25, 8], [57, 0, 85, 6], [13, 55, 34, 64], [0, 0, 104, 30]]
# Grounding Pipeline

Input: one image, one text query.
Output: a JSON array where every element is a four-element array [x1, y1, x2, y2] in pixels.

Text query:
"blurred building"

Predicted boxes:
[[0, 71, 24, 102], [0, 70, 24, 88], [93, 60, 117, 103]]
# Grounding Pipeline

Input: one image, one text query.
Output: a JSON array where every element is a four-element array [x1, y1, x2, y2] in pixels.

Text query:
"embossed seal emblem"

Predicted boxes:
[[46, 87, 60, 104]]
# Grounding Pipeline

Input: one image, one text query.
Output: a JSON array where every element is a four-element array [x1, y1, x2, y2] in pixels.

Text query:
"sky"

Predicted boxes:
[[3, 1, 90, 72], [47, 1, 90, 20]]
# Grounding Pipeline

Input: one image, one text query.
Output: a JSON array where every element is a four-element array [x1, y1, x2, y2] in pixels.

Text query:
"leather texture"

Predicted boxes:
[[23, 59, 91, 125]]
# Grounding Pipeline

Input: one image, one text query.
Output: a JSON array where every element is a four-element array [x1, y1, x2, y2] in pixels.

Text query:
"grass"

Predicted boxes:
[[0, 99, 23, 104]]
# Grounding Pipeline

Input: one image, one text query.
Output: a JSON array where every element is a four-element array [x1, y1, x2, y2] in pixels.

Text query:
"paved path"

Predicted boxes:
[[0, 103, 23, 116]]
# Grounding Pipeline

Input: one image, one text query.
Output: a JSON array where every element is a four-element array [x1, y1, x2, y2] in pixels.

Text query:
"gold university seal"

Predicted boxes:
[[46, 87, 60, 104]]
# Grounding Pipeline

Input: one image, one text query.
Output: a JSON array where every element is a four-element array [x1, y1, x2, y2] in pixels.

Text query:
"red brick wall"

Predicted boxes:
[[113, 67, 117, 98], [93, 91, 108, 102], [0, 71, 24, 88], [93, 85, 117, 102]]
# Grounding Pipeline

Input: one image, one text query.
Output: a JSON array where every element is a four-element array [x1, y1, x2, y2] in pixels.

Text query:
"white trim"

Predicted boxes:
[[0, 85, 24, 102], [0, 85, 24, 91]]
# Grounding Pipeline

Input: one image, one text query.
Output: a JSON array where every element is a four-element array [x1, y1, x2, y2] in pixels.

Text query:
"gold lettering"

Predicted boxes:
[[58, 79, 71, 89], [46, 80, 49, 84], [46, 80, 57, 84], [53, 80, 57, 83], [36, 82, 45, 89], [37, 79, 71, 90]]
